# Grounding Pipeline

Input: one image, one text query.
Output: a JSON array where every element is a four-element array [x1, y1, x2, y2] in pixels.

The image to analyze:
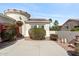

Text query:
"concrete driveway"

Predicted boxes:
[[0, 39, 68, 56]]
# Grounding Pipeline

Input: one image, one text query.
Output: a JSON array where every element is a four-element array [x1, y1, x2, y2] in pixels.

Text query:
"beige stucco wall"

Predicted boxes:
[[5, 13, 50, 38], [5, 13, 28, 21], [5, 13, 30, 37], [44, 24, 50, 37], [26, 23, 50, 37], [25, 24, 31, 37]]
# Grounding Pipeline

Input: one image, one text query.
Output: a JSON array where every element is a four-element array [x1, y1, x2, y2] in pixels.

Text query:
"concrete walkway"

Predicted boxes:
[[0, 39, 68, 56]]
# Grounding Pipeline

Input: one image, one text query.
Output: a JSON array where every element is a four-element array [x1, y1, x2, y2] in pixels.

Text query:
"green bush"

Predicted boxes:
[[1, 25, 17, 41], [71, 27, 79, 31], [29, 28, 46, 40], [50, 34, 58, 41]]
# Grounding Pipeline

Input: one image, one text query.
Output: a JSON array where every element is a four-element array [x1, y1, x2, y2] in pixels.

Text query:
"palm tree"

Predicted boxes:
[[52, 20, 59, 31]]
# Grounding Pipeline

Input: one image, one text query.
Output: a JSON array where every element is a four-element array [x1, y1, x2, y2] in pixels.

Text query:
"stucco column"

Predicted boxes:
[[25, 24, 31, 37], [22, 24, 31, 37], [21, 23, 26, 37], [44, 24, 50, 38]]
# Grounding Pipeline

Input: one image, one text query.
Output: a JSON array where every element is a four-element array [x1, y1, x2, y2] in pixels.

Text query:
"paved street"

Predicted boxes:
[[0, 39, 68, 56]]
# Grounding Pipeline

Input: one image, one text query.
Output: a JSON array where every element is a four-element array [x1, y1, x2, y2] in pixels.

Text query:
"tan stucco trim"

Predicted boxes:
[[4, 9, 30, 18], [25, 21, 50, 24]]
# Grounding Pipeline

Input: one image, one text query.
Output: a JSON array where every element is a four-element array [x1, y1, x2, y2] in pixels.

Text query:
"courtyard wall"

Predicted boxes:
[[50, 31, 79, 42]]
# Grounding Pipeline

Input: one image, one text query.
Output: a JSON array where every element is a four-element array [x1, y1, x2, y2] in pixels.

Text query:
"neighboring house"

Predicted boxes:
[[60, 19, 79, 31], [4, 9, 50, 38]]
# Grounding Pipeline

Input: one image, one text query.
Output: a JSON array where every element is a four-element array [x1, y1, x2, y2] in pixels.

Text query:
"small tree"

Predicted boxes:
[[52, 20, 59, 31], [49, 18, 52, 22], [54, 20, 59, 26], [49, 18, 53, 30]]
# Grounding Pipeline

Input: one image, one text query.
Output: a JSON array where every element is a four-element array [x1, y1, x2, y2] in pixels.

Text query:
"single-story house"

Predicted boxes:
[[4, 9, 50, 38], [60, 19, 79, 31]]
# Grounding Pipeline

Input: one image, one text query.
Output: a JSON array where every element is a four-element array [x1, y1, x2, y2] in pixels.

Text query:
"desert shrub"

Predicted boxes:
[[50, 34, 58, 41], [1, 24, 17, 41], [29, 28, 46, 40], [71, 27, 79, 31]]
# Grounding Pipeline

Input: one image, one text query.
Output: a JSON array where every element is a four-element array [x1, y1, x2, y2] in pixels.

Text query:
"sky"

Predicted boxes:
[[0, 3, 79, 25]]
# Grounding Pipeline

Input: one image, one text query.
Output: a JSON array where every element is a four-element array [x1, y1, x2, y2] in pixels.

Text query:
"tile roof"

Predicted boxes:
[[62, 19, 79, 26], [0, 13, 16, 24], [29, 18, 49, 21], [4, 9, 30, 18]]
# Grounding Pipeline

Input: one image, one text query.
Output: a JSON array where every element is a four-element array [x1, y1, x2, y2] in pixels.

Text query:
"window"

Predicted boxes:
[[31, 25, 37, 28], [34, 25, 37, 28], [31, 25, 44, 29], [39, 25, 44, 29], [41, 26, 44, 29], [39, 25, 42, 28]]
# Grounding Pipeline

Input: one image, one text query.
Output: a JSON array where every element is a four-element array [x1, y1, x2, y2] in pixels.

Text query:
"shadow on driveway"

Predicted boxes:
[[0, 33, 24, 50], [0, 40, 17, 50]]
